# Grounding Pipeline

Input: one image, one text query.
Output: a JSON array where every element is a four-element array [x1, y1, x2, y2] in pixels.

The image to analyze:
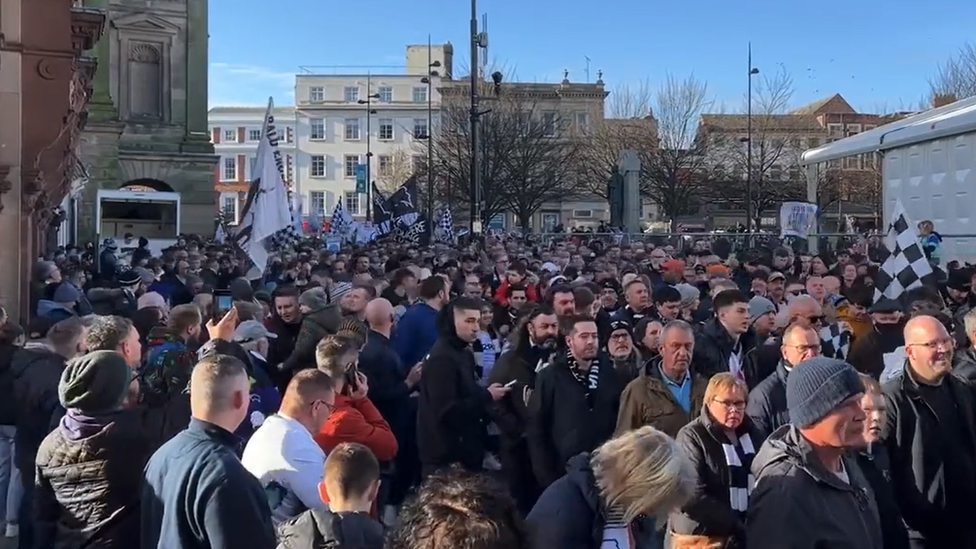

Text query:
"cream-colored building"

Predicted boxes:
[[439, 72, 609, 231]]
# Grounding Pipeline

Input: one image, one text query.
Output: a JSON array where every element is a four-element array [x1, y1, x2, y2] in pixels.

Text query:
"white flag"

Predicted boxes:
[[779, 201, 819, 239], [236, 97, 293, 274]]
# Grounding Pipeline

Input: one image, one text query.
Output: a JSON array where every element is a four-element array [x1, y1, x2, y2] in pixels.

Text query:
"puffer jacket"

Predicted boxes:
[[33, 409, 152, 549], [746, 425, 883, 549], [692, 319, 768, 390], [276, 509, 384, 549], [280, 304, 342, 376], [745, 361, 790, 440]]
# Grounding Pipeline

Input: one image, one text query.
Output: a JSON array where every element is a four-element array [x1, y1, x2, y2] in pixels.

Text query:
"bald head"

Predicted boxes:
[[365, 298, 394, 330], [904, 315, 948, 344]]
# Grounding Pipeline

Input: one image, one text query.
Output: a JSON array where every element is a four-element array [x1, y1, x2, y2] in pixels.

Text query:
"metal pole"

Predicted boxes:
[[426, 35, 435, 235], [469, 0, 480, 234], [745, 42, 753, 239], [365, 74, 372, 221]]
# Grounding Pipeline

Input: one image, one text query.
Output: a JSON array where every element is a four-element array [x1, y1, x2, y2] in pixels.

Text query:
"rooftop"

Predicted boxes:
[[698, 113, 823, 133]]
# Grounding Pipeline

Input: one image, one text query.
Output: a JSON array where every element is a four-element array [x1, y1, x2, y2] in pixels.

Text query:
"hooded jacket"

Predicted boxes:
[[746, 425, 883, 549], [415, 302, 491, 474], [11, 342, 69, 473], [280, 304, 342, 375]]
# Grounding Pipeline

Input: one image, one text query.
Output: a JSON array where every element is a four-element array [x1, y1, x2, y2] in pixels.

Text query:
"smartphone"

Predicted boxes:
[[504, 380, 518, 388], [344, 361, 360, 393], [213, 290, 233, 320]]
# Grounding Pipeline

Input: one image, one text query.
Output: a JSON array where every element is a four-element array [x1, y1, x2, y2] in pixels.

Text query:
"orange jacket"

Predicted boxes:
[[315, 395, 399, 462]]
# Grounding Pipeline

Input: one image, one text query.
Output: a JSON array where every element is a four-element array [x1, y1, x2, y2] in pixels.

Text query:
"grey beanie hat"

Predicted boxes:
[[299, 287, 329, 311], [786, 357, 864, 428], [674, 283, 700, 309], [59, 351, 133, 413]]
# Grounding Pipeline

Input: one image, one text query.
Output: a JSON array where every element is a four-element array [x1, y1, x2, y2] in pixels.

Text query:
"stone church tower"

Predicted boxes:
[[77, 0, 216, 242]]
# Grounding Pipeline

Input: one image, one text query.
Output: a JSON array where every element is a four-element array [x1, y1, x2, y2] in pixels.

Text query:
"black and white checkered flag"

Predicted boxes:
[[873, 200, 935, 302], [820, 323, 852, 360], [438, 209, 455, 242]]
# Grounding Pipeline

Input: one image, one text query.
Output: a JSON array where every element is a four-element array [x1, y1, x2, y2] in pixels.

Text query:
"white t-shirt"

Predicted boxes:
[[242, 414, 327, 522]]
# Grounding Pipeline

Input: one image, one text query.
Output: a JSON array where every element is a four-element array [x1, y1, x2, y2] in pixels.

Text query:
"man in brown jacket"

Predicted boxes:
[[615, 320, 707, 437]]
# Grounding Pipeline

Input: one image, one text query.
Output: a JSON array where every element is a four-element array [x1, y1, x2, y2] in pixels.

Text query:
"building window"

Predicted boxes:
[[344, 86, 359, 102], [827, 123, 843, 136], [222, 157, 236, 181], [309, 118, 325, 140], [344, 155, 360, 177], [221, 193, 238, 222], [344, 191, 361, 215], [309, 191, 327, 216], [378, 85, 393, 102], [310, 155, 325, 177], [247, 129, 261, 142], [344, 118, 360, 140], [413, 118, 428, 139], [247, 155, 257, 180], [378, 119, 394, 141], [378, 155, 392, 176], [575, 112, 589, 133], [542, 112, 557, 137], [412, 86, 427, 103], [864, 125, 877, 131], [412, 155, 425, 173], [309, 86, 324, 102], [280, 127, 291, 143], [223, 129, 236, 143]]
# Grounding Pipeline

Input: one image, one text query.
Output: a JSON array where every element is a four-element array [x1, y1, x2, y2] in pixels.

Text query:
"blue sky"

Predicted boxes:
[[208, 0, 972, 113]]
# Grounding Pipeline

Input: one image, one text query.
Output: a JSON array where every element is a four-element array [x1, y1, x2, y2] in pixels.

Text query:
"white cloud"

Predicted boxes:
[[208, 63, 294, 107]]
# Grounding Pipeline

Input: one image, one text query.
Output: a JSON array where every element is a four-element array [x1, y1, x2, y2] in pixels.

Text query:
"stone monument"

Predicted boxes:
[[76, 0, 217, 243], [617, 150, 641, 234]]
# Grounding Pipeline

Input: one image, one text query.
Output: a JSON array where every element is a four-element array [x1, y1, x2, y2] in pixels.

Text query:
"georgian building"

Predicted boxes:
[[0, 0, 104, 314]]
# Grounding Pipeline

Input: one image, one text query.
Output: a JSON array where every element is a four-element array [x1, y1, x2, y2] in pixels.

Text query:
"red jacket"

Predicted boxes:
[[315, 395, 398, 462], [494, 280, 539, 306]]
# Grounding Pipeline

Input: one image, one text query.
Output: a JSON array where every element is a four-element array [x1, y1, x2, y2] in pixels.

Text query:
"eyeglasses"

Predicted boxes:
[[908, 338, 954, 351], [712, 398, 746, 411], [784, 343, 821, 353], [806, 315, 825, 324], [314, 399, 336, 414]]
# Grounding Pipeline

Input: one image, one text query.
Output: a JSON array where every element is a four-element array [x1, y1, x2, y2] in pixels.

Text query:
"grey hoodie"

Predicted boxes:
[[746, 425, 883, 549]]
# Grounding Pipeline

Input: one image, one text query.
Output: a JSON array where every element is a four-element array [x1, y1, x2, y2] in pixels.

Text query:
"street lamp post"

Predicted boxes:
[[469, 0, 480, 235], [420, 36, 441, 237], [745, 43, 760, 240], [357, 76, 380, 221]]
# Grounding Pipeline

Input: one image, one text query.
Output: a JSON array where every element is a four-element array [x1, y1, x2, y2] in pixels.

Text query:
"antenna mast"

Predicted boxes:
[[584, 56, 591, 82]]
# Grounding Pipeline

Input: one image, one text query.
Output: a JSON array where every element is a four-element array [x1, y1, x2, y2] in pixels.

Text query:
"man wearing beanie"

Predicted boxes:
[[34, 351, 150, 548], [746, 357, 883, 549]]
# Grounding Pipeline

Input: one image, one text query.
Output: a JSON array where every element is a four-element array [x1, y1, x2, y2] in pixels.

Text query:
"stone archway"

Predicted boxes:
[[119, 178, 175, 192]]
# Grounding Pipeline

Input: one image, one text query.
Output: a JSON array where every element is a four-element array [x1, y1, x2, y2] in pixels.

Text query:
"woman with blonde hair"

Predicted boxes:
[[854, 374, 909, 549], [526, 425, 694, 549], [669, 373, 765, 549]]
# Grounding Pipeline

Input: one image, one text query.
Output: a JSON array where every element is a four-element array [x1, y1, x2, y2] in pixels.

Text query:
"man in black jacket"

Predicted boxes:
[[693, 290, 768, 389], [11, 316, 86, 549], [527, 314, 625, 488], [883, 315, 976, 548], [141, 353, 276, 549], [360, 298, 422, 511], [416, 296, 509, 477], [488, 305, 559, 513], [747, 324, 821, 439]]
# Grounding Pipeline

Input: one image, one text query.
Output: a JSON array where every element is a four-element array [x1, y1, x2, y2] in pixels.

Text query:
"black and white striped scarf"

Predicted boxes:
[[723, 431, 757, 517], [566, 349, 600, 406]]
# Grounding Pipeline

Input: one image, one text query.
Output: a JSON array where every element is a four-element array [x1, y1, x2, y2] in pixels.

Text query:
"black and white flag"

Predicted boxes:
[[873, 199, 936, 302]]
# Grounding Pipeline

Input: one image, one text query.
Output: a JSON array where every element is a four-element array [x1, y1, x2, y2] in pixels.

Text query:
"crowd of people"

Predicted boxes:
[[0, 228, 973, 549]]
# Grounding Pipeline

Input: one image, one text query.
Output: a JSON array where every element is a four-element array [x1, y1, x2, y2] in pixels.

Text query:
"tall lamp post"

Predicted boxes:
[[357, 77, 380, 221], [745, 42, 760, 240], [469, 0, 481, 234], [420, 37, 441, 237]]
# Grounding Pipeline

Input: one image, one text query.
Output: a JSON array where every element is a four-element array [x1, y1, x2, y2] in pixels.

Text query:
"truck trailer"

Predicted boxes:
[[800, 95, 976, 263]]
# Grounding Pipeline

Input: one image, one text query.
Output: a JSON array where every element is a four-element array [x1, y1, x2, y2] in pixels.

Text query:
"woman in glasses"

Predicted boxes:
[[668, 373, 766, 549]]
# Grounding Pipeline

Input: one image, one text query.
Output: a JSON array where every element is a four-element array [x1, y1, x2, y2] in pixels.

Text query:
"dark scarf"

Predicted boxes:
[[566, 349, 600, 407]]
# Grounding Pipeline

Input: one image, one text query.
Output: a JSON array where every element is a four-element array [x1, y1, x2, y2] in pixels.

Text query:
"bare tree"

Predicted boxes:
[[930, 42, 976, 102], [575, 117, 657, 200], [642, 73, 714, 231], [421, 94, 580, 228], [707, 67, 809, 228], [374, 147, 416, 196], [607, 79, 655, 119]]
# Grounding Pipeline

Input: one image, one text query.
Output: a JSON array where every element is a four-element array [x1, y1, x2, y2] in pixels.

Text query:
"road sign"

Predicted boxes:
[[355, 164, 367, 194]]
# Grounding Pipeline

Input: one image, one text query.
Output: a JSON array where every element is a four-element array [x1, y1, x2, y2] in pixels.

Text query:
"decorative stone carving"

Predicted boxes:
[[127, 42, 162, 118], [70, 6, 107, 53], [37, 58, 61, 80]]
